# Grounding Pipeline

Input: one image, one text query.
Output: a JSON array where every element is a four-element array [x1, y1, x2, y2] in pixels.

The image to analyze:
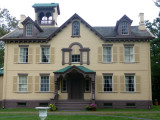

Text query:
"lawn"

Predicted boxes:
[[0, 106, 160, 120]]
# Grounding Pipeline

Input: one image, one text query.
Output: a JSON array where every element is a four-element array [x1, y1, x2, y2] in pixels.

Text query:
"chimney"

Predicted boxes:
[[19, 15, 26, 28], [138, 13, 146, 30]]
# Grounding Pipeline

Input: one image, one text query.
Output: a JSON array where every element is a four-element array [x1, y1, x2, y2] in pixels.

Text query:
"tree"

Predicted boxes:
[[0, 8, 18, 68], [145, 2, 160, 103]]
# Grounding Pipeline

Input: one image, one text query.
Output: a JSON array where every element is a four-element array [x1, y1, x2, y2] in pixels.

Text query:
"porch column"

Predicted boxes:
[[53, 74, 60, 101], [90, 74, 95, 104]]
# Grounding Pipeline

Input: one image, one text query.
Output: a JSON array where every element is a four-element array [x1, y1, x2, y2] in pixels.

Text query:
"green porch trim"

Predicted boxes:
[[54, 66, 95, 73], [32, 3, 59, 7]]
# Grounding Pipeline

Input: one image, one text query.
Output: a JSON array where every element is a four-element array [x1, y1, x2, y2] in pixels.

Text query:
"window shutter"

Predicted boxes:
[[113, 76, 118, 92], [28, 76, 32, 92], [98, 47, 102, 63], [119, 47, 124, 63], [120, 76, 125, 92], [113, 46, 117, 63], [36, 47, 40, 63], [28, 47, 33, 64], [64, 52, 69, 64], [82, 52, 87, 64], [97, 75, 103, 92], [35, 76, 40, 92], [136, 76, 141, 92], [50, 76, 54, 92], [13, 76, 18, 92], [135, 46, 140, 63], [50, 47, 55, 64], [14, 48, 18, 63]]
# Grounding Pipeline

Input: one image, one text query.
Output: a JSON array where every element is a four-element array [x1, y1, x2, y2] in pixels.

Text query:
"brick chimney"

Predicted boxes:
[[19, 15, 26, 28], [138, 13, 146, 30]]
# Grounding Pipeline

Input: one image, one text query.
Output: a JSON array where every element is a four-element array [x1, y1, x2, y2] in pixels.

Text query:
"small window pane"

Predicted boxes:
[[26, 24, 32, 36], [125, 76, 134, 92], [103, 47, 112, 63], [19, 48, 28, 63], [41, 76, 49, 92], [72, 54, 80, 63], [122, 22, 128, 35], [19, 75, 27, 92], [73, 21, 80, 36], [103, 76, 112, 92], [41, 47, 50, 63]]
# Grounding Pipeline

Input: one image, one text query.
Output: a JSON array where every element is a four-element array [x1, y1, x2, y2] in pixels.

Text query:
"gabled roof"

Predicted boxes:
[[22, 16, 43, 32], [47, 13, 105, 41], [54, 66, 95, 74]]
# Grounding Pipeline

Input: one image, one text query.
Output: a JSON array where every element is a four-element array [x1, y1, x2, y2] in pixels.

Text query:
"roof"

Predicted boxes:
[[54, 66, 95, 74], [1, 13, 154, 42], [32, 3, 59, 7]]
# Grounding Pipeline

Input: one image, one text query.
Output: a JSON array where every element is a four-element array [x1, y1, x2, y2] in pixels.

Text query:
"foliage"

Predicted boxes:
[[48, 104, 56, 111], [0, 8, 18, 68], [86, 103, 97, 111], [145, 2, 160, 103]]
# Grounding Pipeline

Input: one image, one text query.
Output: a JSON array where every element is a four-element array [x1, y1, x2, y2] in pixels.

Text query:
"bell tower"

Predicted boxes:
[[32, 3, 60, 27]]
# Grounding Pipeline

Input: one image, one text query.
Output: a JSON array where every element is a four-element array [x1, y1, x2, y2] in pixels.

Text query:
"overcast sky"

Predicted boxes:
[[0, 0, 159, 26]]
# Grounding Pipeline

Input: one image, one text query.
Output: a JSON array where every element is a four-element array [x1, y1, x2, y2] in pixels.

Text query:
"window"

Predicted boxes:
[[40, 76, 49, 92], [125, 76, 135, 92], [103, 76, 112, 92], [19, 47, 28, 63], [85, 77, 90, 92], [72, 21, 80, 36], [104, 103, 112, 107], [26, 23, 32, 36], [125, 46, 134, 62], [62, 78, 67, 92], [72, 54, 80, 63], [19, 75, 28, 92], [122, 22, 128, 35], [17, 102, 26, 107], [103, 47, 112, 63], [41, 47, 50, 63]]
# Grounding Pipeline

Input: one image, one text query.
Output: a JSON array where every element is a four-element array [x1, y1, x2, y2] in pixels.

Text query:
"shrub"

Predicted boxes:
[[48, 104, 56, 111], [86, 103, 97, 111]]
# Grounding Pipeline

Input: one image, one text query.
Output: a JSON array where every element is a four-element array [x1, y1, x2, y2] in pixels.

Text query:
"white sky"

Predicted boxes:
[[0, 0, 159, 26]]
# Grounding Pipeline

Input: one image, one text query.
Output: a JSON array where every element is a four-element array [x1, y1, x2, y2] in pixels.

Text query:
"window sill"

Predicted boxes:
[[15, 92, 31, 93], [40, 63, 50, 64], [120, 91, 140, 93], [18, 63, 30, 64], [102, 62, 113, 64], [71, 35, 81, 38], [35, 91, 54, 93]]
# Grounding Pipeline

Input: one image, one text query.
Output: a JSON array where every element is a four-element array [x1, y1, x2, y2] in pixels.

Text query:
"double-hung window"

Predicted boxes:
[[122, 22, 128, 35], [103, 47, 112, 63], [41, 47, 50, 63], [19, 75, 28, 92], [103, 76, 112, 92], [19, 47, 28, 63], [72, 21, 80, 36], [124, 46, 134, 62], [125, 76, 135, 92], [26, 23, 32, 36], [40, 76, 49, 92]]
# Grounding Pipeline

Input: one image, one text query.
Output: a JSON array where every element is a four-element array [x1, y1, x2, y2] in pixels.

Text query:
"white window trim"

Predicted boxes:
[[40, 76, 50, 92], [41, 47, 50, 63], [103, 75, 113, 92], [18, 76, 28, 92], [102, 46, 113, 63], [124, 46, 135, 63], [19, 47, 28, 63], [125, 76, 135, 92]]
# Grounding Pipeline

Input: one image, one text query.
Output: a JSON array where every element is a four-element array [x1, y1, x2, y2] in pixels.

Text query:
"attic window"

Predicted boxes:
[[72, 21, 80, 36], [122, 22, 128, 35], [26, 23, 32, 36]]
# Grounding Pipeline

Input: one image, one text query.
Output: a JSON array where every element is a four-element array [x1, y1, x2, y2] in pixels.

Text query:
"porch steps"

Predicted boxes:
[[55, 100, 92, 110]]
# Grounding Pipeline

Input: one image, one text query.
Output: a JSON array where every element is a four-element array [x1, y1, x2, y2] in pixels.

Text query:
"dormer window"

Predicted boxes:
[[122, 22, 128, 35], [72, 21, 80, 36], [26, 23, 32, 36]]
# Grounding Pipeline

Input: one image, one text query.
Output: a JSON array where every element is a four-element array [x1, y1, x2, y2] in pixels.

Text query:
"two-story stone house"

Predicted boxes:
[[0, 3, 154, 109]]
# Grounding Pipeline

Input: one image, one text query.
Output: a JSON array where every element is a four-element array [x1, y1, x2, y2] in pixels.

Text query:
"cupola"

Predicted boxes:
[[32, 3, 60, 27]]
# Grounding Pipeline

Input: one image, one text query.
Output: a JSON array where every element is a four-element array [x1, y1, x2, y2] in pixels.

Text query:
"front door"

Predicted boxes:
[[68, 70, 84, 99]]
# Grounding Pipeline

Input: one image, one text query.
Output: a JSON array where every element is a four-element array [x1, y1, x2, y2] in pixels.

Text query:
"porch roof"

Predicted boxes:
[[54, 66, 95, 74]]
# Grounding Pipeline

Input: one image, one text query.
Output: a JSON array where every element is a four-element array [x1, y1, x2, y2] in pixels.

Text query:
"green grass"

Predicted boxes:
[[0, 106, 160, 120]]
